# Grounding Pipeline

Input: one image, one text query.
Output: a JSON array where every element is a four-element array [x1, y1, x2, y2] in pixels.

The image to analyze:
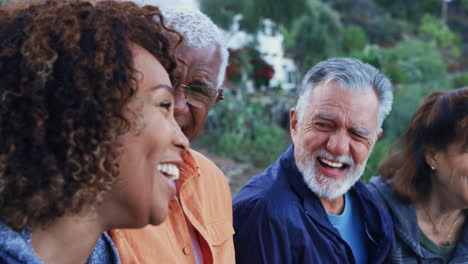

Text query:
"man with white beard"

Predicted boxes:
[[233, 58, 394, 264]]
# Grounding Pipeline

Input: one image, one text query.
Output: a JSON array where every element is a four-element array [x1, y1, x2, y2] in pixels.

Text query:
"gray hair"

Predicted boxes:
[[295, 58, 393, 128], [128, 1, 229, 88]]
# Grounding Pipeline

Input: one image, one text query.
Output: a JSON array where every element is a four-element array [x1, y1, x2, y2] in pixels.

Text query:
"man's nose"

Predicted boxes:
[[326, 131, 350, 157], [174, 86, 189, 116]]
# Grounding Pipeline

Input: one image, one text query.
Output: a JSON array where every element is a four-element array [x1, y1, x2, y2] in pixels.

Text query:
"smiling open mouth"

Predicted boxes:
[[317, 157, 349, 171], [157, 164, 180, 180]]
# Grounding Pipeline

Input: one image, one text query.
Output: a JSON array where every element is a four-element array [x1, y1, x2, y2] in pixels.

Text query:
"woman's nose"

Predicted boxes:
[[172, 118, 189, 152]]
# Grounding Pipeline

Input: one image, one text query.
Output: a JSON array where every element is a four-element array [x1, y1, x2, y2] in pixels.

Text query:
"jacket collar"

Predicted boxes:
[[278, 145, 393, 263], [369, 177, 468, 261]]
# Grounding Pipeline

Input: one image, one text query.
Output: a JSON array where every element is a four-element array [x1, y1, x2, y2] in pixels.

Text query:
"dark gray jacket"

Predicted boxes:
[[368, 176, 468, 264]]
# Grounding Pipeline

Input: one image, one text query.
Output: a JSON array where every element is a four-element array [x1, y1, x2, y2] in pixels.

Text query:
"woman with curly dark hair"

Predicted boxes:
[[368, 87, 468, 263], [0, 0, 189, 263]]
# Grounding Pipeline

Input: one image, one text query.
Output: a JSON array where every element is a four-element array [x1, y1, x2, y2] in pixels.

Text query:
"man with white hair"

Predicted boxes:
[[233, 58, 394, 263], [109, 5, 235, 264]]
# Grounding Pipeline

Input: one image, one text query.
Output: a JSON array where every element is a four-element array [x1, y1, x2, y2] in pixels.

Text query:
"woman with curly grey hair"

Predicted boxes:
[[0, 0, 188, 263]]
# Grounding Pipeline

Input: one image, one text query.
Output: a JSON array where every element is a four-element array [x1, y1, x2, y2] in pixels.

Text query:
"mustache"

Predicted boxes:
[[312, 149, 354, 167]]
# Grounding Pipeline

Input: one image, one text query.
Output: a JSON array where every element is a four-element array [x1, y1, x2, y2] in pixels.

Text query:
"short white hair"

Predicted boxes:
[[129, 1, 229, 88], [295, 58, 393, 128]]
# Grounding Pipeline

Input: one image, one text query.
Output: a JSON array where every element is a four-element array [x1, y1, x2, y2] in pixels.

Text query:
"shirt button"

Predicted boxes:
[[183, 247, 190, 255]]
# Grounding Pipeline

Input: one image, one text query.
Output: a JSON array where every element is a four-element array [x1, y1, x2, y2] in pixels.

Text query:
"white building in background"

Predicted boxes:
[[257, 20, 297, 91], [155, 0, 298, 91]]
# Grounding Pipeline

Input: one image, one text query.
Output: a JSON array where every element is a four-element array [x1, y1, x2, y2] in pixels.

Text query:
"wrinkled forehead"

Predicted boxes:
[[174, 42, 222, 82]]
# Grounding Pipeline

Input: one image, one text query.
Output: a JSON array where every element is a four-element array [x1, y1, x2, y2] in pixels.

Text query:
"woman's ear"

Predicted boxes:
[[424, 148, 438, 170]]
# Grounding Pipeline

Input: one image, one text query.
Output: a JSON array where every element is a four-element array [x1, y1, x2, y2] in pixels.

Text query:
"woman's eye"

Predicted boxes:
[[160, 101, 172, 111]]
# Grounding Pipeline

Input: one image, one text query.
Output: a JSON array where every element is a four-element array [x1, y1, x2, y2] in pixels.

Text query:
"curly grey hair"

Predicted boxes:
[[129, 1, 228, 88], [295, 58, 393, 129]]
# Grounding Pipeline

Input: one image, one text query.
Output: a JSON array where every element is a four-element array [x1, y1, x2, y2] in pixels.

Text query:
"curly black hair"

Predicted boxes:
[[0, 0, 178, 230]]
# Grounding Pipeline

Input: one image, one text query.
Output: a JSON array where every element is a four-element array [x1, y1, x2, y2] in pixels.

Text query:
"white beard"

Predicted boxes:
[[295, 147, 368, 200]]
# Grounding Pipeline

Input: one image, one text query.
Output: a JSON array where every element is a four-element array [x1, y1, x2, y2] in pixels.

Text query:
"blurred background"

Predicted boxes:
[[3, 0, 467, 193], [193, 0, 468, 193]]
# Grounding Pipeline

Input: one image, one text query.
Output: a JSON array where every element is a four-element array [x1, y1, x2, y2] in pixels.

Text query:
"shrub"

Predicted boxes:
[[384, 39, 447, 84], [362, 139, 391, 183], [365, 14, 411, 46], [418, 14, 461, 57], [463, 0, 468, 12], [283, 1, 343, 76], [244, 124, 288, 166], [350, 45, 385, 70], [452, 72, 468, 88], [212, 123, 288, 167], [202, 90, 289, 167], [342, 25, 369, 54]]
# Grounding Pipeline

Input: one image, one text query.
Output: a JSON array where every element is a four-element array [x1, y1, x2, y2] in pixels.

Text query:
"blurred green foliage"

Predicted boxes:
[[463, 0, 468, 11], [202, 91, 288, 167], [419, 14, 461, 57], [199, 0, 467, 180], [366, 15, 412, 46], [342, 26, 369, 54], [374, 0, 440, 21], [452, 72, 468, 88], [283, 1, 342, 76], [200, 0, 309, 34], [385, 39, 447, 84]]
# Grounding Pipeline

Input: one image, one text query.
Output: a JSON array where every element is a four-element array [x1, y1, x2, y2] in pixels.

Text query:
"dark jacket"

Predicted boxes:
[[233, 145, 393, 264], [368, 176, 468, 264], [0, 220, 120, 264]]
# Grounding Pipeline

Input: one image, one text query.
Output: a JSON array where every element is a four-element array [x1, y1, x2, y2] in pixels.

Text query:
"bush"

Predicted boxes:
[[202, 90, 289, 167], [419, 14, 461, 57], [212, 123, 288, 167], [342, 25, 369, 54], [283, 1, 343, 76], [452, 72, 468, 88], [244, 125, 288, 166], [463, 0, 468, 12], [362, 139, 391, 183], [365, 14, 412, 46], [384, 39, 447, 84], [350, 45, 385, 70]]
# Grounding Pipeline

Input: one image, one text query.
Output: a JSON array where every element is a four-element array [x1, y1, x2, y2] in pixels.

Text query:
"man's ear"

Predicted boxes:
[[290, 108, 298, 139], [376, 127, 383, 141], [213, 87, 224, 106]]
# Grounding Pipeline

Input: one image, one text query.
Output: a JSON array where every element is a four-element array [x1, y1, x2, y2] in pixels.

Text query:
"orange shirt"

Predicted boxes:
[[109, 149, 235, 264]]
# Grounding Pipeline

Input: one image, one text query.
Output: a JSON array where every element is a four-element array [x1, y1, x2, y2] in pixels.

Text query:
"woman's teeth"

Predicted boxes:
[[157, 164, 179, 180]]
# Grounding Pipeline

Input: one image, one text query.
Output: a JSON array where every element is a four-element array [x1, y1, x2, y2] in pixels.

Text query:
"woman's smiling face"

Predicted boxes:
[[107, 44, 189, 228]]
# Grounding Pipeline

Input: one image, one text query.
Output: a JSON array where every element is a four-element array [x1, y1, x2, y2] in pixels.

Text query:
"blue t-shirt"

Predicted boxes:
[[327, 192, 368, 264]]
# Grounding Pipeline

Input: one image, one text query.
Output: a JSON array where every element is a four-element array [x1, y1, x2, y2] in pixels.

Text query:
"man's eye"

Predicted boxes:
[[316, 122, 330, 128], [189, 84, 212, 97], [352, 132, 365, 139]]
